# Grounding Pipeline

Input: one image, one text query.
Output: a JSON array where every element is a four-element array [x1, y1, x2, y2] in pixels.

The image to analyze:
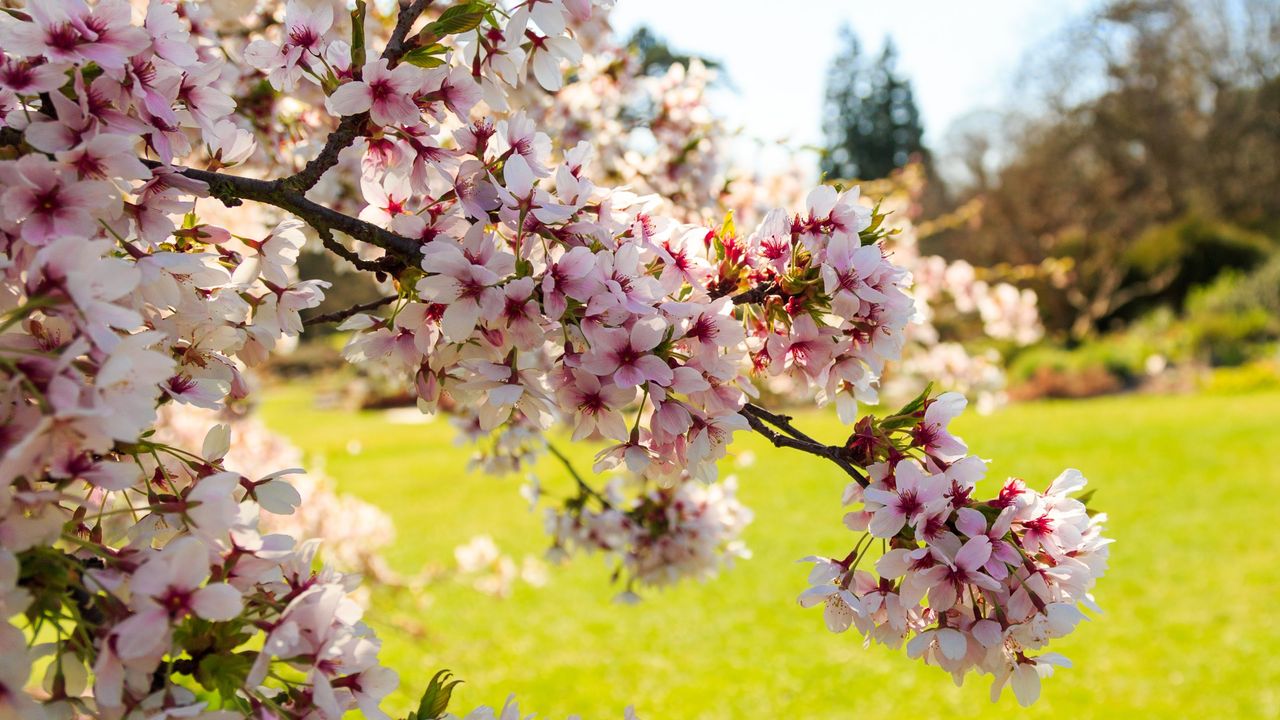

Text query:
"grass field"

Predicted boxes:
[[259, 386, 1280, 719]]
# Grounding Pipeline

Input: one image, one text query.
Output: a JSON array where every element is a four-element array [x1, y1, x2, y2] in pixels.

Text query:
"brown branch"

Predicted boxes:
[[305, 296, 398, 326], [741, 403, 867, 485], [729, 283, 777, 305], [711, 282, 778, 305], [283, 114, 367, 193], [317, 226, 399, 274], [173, 165, 421, 263], [383, 0, 433, 63], [546, 442, 613, 509]]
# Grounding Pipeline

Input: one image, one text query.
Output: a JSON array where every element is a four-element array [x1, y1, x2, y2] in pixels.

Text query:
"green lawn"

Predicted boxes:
[[259, 386, 1280, 719]]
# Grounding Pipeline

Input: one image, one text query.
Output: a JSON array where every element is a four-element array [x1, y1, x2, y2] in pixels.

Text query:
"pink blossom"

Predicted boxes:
[[862, 460, 948, 538], [558, 369, 634, 442], [766, 314, 838, 382], [541, 245, 599, 319], [915, 535, 1002, 611], [581, 318, 674, 389], [912, 391, 968, 462], [6, 0, 149, 70], [326, 59, 424, 127], [0, 156, 113, 245], [417, 239, 513, 342]]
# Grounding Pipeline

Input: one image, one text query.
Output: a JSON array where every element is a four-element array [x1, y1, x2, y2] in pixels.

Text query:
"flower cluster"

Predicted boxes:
[[546, 475, 752, 596], [800, 392, 1111, 706]]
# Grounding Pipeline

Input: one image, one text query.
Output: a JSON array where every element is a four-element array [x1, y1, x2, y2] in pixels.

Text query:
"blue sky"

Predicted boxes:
[[610, 0, 1104, 175]]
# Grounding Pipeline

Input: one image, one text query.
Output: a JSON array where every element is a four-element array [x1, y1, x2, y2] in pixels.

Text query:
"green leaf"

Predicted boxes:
[[408, 669, 464, 720], [402, 44, 449, 68], [719, 210, 736, 241], [350, 0, 367, 71], [894, 382, 933, 418], [425, 2, 488, 38]]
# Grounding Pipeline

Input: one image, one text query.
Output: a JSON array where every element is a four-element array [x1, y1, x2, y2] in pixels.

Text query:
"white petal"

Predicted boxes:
[[192, 583, 243, 621], [440, 301, 481, 342], [1011, 664, 1041, 707], [504, 153, 535, 197], [936, 628, 967, 660], [202, 423, 231, 461], [325, 82, 372, 116]]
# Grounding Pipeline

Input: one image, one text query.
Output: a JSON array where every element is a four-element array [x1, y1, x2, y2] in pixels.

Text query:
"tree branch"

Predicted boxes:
[[713, 282, 778, 305], [305, 296, 398, 326], [173, 165, 422, 263], [741, 403, 867, 485], [546, 442, 613, 509], [317, 226, 399, 274], [384, 0, 433, 62], [283, 115, 367, 193], [729, 283, 777, 305]]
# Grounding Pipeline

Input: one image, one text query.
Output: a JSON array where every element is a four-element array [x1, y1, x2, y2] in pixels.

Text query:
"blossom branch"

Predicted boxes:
[[317, 226, 400, 274], [282, 0, 433, 192]]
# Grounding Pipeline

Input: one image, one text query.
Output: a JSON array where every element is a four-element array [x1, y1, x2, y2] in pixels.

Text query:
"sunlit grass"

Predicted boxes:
[[259, 386, 1280, 719]]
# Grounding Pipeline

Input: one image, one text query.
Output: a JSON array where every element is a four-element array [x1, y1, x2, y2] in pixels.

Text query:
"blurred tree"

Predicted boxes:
[[820, 29, 927, 181], [935, 0, 1280, 338]]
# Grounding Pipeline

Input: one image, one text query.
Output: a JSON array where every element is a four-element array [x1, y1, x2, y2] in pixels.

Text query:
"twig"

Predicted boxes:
[[727, 282, 777, 305], [546, 442, 612, 508], [742, 403, 818, 443], [283, 114, 367, 193], [383, 0, 433, 62], [318, 227, 400, 273], [304, 296, 398, 326], [741, 403, 867, 485]]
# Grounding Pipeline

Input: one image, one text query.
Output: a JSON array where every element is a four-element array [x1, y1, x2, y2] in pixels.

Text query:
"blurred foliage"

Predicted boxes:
[[1124, 213, 1275, 314], [1200, 359, 1280, 394], [1008, 251, 1280, 397], [934, 0, 1280, 340], [1181, 255, 1280, 366]]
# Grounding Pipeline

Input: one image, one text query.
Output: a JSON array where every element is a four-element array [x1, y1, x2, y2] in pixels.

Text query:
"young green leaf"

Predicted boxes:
[[425, 2, 488, 38], [407, 669, 464, 720]]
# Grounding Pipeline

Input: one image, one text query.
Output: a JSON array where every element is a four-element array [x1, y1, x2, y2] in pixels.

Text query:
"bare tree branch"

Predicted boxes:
[[741, 403, 867, 485], [304, 296, 398, 326], [546, 442, 613, 509], [316, 226, 400, 274], [383, 0, 433, 62], [173, 165, 422, 262]]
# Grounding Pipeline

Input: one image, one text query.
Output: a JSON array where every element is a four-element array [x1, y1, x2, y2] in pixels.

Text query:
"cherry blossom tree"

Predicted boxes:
[[0, 1, 1110, 717]]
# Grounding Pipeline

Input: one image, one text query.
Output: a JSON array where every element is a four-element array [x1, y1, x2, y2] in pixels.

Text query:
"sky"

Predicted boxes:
[[610, 0, 1105, 176]]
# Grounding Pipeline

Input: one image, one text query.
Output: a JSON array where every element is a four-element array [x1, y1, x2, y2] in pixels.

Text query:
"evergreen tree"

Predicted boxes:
[[821, 30, 927, 180]]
